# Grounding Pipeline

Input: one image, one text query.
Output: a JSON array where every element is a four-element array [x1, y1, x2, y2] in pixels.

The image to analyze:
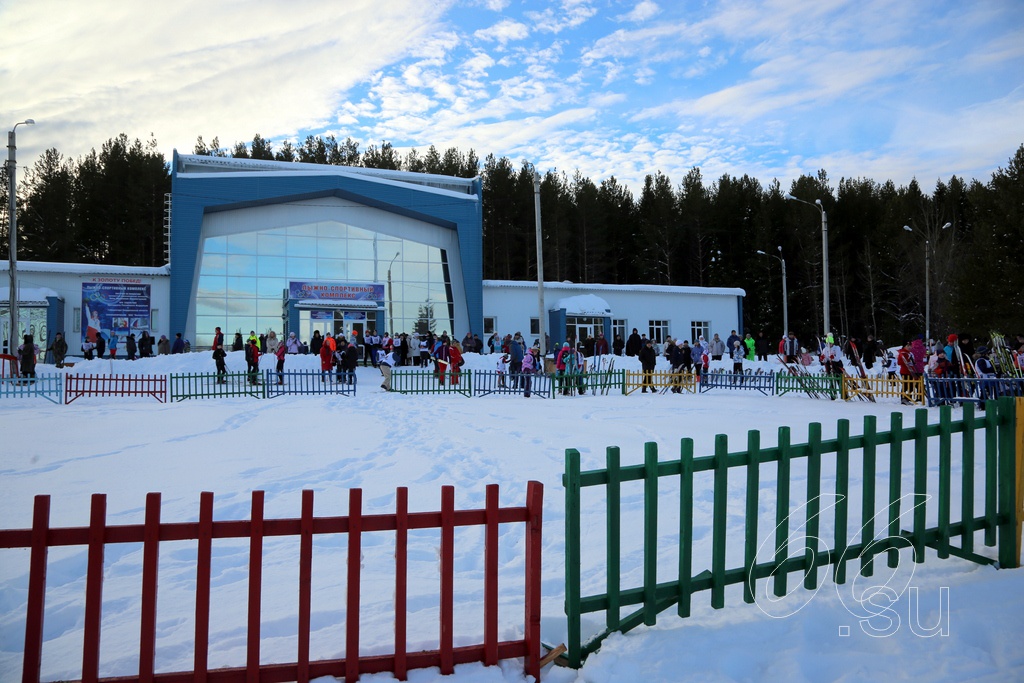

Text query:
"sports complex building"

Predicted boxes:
[[2, 154, 745, 355]]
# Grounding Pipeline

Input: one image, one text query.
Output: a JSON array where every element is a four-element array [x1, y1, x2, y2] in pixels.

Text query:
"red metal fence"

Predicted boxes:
[[64, 374, 167, 404], [1, 483, 544, 683]]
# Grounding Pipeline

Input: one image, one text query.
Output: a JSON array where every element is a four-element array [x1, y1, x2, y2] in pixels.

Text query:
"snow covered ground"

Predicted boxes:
[[1, 350, 1022, 682]]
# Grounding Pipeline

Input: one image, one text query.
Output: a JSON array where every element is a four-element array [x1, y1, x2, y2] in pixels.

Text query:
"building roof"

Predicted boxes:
[[174, 153, 480, 198], [0, 261, 170, 277], [554, 294, 612, 316], [484, 280, 746, 297], [0, 286, 60, 303]]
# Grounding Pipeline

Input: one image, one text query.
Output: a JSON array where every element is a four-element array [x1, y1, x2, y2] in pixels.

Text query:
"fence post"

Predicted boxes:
[[678, 438, 695, 618], [82, 494, 107, 683], [564, 449, 582, 668], [913, 409, 929, 564], [961, 403, 976, 556], [139, 493, 161, 683], [711, 435, 728, 609], [834, 420, 850, 585], [23, 495, 51, 683], [937, 407, 953, 560], [860, 415, 877, 578], [743, 430, 761, 604], [887, 412, 904, 568], [643, 442, 659, 624], [1016, 398, 1024, 568], [606, 447, 621, 631], [773, 427, 791, 598], [247, 491, 265, 681], [804, 423, 822, 590], [524, 480, 544, 681], [998, 397, 1021, 568]]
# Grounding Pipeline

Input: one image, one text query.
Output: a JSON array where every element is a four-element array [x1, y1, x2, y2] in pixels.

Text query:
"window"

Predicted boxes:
[[73, 308, 81, 332], [649, 320, 669, 343], [612, 318, 626, 342], [530, 318, 539, 335], [151, 309, 159, 333], [691, 320, 710, 344], [483, 317, 496, 334]]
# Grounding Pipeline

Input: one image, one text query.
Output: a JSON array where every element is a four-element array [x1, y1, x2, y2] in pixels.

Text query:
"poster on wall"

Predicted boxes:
[[81, 281, 151, 349]]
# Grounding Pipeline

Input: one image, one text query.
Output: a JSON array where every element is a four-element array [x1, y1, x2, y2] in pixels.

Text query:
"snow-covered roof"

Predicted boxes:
[[0, 261, 170, 277], [174, 153, 480, 197], [554, 294, 611, 316], [0, 286, 60, 303], [484, 280, 746, 297]]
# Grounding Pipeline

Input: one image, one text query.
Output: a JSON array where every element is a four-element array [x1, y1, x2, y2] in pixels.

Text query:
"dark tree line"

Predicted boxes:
[[6, 131, 1022, 343]]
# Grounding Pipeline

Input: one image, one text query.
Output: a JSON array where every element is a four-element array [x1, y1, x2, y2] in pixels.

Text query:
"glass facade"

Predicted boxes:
[[194, 221, 452, 348]]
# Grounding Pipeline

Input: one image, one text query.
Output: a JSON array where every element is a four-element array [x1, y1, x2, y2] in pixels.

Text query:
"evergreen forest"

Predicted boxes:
[[3, 132, 1022, 344]]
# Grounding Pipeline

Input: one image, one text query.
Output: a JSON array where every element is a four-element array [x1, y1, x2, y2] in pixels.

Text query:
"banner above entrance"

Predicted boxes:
[[288, 281, 384, 301]]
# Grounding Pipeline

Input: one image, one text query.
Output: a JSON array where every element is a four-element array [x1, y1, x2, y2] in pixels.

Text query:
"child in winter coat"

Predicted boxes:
[[496, 354, 509, 387], [213, 344, 228, 383]]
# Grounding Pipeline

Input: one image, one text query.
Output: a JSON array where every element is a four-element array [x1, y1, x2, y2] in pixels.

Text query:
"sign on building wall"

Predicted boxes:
[[81, 281, 151, 348], [289, 281, 384, 301]]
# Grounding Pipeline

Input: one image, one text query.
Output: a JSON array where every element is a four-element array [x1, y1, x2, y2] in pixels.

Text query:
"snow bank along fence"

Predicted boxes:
[[561, 397, 1024, 667], [5, 369, 1022, 405], [1, 483, 545, 683]]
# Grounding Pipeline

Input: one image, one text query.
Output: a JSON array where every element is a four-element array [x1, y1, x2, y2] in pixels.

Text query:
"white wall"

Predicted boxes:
[[482, 282, 743, 342]]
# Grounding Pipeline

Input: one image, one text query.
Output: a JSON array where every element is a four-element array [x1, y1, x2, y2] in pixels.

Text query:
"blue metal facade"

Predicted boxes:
[[169, 151, 483, 340]]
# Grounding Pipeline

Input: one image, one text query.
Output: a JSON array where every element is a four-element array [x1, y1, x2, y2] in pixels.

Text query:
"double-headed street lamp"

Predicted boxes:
[[903, 221, 951, 343], [7, 118, 34, 349], [784, 192, 829, 336], [757, 246, 788, 337]]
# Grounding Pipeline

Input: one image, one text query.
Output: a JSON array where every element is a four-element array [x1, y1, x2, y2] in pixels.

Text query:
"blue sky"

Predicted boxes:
[[3, 0, 1023, 192]]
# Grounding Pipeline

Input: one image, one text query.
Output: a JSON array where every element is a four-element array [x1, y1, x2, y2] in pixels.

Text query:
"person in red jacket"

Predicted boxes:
[[897, 341, 918, 404], [246, 338, 261, 385], [447, 342, 464, 385], [320, 337, 334, 382]]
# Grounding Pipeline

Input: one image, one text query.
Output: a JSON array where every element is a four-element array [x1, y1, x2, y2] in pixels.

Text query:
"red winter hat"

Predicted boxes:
[[947, 334, 958, 343]]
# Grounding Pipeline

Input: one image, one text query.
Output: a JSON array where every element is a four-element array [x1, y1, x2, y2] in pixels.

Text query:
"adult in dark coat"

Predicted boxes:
[[613, 334, 625, 356], [862, 335, 878, 369], [232, 332, 244, 351], [625, 329, 642, 357], [755, 331, 771, 361], [638, 338, 657, 393], [138, 331, 154, 358], [126, 333, 138, 360], [49, 332, 69, 367], [95, 335, 106, 358]]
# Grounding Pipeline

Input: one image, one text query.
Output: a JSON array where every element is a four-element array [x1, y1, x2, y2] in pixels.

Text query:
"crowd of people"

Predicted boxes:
[[12, 322, 1024, 402]]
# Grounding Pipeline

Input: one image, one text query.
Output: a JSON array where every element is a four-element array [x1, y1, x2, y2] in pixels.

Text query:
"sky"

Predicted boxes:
[[3, 0, 1024, 193]]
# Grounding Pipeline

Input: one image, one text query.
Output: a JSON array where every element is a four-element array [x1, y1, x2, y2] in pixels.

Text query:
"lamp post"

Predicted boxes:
[[387, 251, 400, 335], [903, 222, 951, 343], [756, 246, 788, 336], [7, 119, 34, 350], [785, 193, 828, 335], [533, 170, 546, 356]]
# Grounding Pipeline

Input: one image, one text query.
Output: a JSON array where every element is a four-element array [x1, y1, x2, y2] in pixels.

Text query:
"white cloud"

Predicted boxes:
[[615, 1, 661, 23], [526, 0, 598, 34], [0, 0, 452, 164], [474, 19, 530, 45]]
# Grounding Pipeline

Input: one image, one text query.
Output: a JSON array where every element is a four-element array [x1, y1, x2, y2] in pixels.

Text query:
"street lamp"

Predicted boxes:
[[533, 170, 546, 356], [7, 118, 34, 351], [903, 222, 951, 343], [785, 192, 829, 336], [387, 251, 400, 335], [756, 246, 788, 337]]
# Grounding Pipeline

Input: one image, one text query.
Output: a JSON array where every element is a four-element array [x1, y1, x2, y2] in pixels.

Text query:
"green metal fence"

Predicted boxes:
[[389, 369, 473, 397], [775, 372, 841, 399], [562, 396, 1023, 667], [169, 372, 264, 401]]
